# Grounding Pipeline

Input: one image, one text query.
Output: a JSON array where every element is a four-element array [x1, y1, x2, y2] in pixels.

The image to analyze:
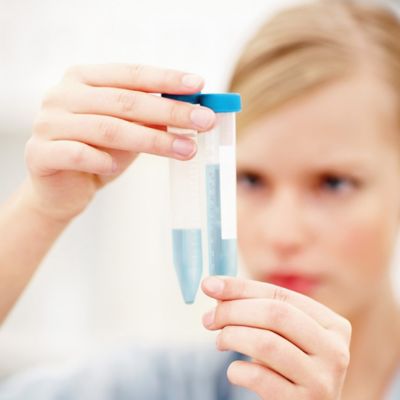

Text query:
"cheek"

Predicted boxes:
[[324, 207, 398, 282], [237, 203, 260, 263], [237, 200, 279, 281]]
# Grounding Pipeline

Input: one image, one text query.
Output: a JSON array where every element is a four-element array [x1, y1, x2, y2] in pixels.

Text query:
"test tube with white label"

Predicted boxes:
[[199, 93, 242, 276], [162, 93, 203, 304]]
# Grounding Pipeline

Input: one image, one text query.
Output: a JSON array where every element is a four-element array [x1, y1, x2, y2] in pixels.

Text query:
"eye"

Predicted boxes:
[[319, 174, 355, 194], [237, 171, 264, 189]]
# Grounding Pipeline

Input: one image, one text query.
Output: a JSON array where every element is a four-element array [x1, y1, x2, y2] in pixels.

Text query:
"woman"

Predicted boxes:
[[0, 0, 399, 399]]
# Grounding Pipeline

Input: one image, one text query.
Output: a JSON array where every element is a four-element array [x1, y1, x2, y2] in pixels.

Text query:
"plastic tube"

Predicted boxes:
[[199, 93, 242, 276], [162, 93, 203, 304]]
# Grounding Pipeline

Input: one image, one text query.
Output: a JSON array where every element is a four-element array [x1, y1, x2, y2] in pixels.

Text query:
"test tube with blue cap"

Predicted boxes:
[[162, 93, 203, 304], [199, 93, 242, 277]]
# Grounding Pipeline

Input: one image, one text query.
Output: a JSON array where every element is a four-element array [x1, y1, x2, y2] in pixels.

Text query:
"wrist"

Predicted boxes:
[[15, 178, 76, 228]]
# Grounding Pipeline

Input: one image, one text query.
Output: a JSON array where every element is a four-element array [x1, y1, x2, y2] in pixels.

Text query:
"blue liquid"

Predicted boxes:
[[206, 164, 237, 276], [172, 229, 203, 304]]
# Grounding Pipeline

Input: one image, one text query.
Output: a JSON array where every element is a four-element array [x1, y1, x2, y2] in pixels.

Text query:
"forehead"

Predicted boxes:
[[237, 73, 398, 171]]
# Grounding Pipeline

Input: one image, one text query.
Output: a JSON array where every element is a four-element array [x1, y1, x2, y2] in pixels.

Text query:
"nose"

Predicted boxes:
[[257, 188, 309, 257]]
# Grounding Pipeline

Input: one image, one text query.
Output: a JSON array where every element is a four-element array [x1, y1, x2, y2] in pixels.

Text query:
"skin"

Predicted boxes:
[[235, 73, 400, 320], [202, 72, 400, 399], [4, 63, 398, 399], [0, 64, 216, 319]]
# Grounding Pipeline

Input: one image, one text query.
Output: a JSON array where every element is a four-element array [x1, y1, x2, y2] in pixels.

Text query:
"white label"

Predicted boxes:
[[219, 145, 237, 239]]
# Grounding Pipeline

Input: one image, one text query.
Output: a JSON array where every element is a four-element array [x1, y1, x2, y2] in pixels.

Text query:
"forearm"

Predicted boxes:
[[0, 179, 70, 323]]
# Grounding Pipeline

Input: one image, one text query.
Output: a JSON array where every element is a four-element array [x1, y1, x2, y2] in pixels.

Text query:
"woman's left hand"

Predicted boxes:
[[201, 276, 351, 400]]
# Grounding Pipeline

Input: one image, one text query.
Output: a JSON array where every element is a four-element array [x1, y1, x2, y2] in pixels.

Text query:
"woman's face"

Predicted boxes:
[[236, 73, 400, 318]]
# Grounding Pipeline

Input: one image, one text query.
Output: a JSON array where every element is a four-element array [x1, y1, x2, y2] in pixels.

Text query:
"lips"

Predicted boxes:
[[264, 273, 321, 295]]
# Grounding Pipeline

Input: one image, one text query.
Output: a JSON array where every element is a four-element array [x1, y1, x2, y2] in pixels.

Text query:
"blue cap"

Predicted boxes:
[[199, 93, 241, 113], [161, 93, 201, 104]]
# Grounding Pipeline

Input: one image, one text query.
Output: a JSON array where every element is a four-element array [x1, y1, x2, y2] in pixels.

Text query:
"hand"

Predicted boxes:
[[24, 63, 216, 222], [201, 276, 351, 400]]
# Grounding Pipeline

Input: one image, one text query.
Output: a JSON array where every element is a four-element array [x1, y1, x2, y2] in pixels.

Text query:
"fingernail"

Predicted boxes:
[[181, 73, 203, 89], [172, 138, 196, 156], [204, 277, 224, 295], [190, 107, 215, 130], [203, 308, 215, 327]]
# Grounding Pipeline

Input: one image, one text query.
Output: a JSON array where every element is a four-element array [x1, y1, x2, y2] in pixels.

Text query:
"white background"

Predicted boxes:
[[0, 0, 399, 378]]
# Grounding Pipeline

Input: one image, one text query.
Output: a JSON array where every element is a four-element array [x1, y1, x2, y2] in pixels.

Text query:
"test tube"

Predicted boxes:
[[162, 93, 203, 304], [199, 93, 242, 276]]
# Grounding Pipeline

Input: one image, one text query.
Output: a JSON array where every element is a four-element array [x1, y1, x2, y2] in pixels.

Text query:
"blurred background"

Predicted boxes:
[[0, 0, 400, 380]]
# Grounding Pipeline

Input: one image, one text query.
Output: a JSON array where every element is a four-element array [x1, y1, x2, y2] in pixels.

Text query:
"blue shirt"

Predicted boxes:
[[386, 365, 400, 400], [0, 344, 399, 400]]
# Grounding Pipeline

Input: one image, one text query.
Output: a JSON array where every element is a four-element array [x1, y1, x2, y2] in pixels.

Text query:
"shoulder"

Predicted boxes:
[[0, 342, 240, 400], [111, 342, 238, 388]]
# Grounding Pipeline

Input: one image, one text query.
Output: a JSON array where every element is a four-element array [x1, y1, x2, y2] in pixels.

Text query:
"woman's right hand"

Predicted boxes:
[[24, 64, 216, 222]]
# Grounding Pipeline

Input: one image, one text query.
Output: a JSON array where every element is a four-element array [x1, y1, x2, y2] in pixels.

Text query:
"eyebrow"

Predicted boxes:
[[307, 155, 376, 171], [237, 156, 375, 176]]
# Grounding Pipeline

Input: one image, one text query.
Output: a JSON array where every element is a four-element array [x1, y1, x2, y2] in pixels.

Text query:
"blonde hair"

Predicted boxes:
[[228, 0, 400, 134]]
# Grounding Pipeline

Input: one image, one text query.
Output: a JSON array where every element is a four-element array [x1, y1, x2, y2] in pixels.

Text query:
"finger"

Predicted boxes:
[[62, 85, 215, 131], [201, 276, 351, 338], [203, 298, 328, 356], [26, 138, 116, 176], [63, 63, 204, 93], [34, 112, 197, 160], [227, 360, 296, 400], [217, 325, 312, 385]]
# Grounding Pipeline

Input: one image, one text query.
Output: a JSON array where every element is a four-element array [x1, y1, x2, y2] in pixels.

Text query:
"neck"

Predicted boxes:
[[342, 278, 400, 400]]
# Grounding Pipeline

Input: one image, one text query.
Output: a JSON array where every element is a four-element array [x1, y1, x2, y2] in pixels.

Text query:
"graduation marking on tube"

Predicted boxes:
[[199, 93, 242, 277]]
